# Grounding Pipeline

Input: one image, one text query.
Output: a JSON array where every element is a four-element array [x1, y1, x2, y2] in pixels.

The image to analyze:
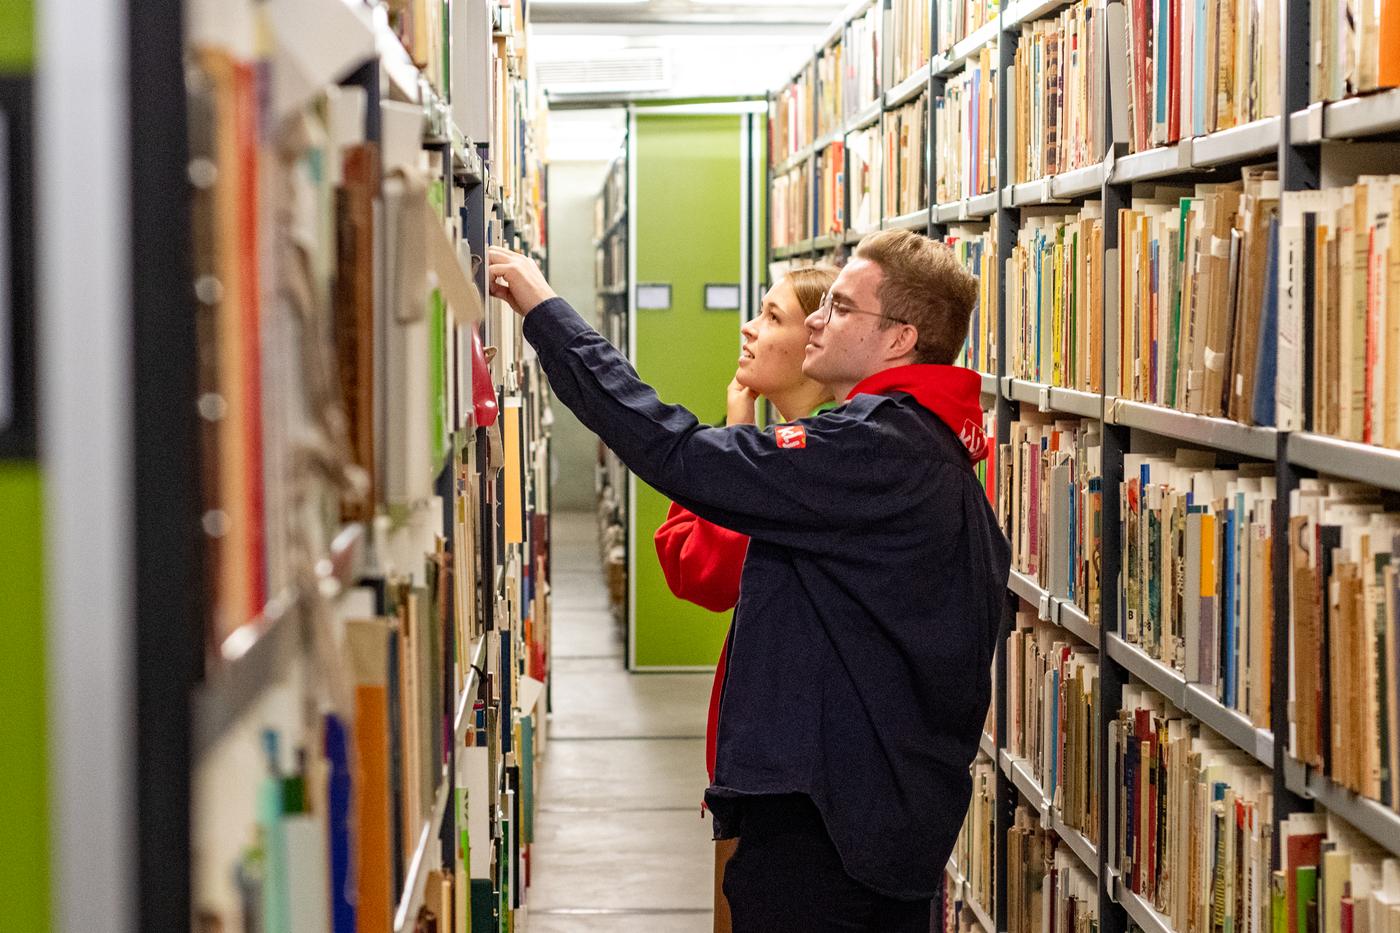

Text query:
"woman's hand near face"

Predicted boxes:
[[726, 375, 759, 426]]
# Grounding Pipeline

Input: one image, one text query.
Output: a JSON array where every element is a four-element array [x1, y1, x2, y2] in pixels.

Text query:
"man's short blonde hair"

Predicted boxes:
[[854, 230, 978, 365]]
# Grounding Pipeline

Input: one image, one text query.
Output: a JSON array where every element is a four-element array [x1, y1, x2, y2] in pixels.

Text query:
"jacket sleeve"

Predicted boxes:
[[521, 298, 928, 548], [654, 502, 749, 612]]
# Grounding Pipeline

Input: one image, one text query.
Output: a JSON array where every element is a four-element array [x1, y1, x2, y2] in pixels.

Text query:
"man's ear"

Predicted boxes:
[[888, 323, 919, 360]]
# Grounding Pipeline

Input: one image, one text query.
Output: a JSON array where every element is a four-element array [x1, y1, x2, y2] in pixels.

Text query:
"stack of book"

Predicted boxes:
[[771, 165, 811, 248], [1116, 168, 1280, 424], [1007, 807, 1099, 933], [938, 0, 998, 52], [1311, 0, 1400, 103], [1006, 0, 1107, 185], [935, 49, 999, 204], [847, 125, 882, 233], [817, 143, 846, 238], [1006, 204, 1105, 392], [1287, 478, 1400, 812], [957, 756, 999, 918], [1277, 811, 1400, 933], [883, 95, 928, 218], [817, 40, 845, 139], [1118, 0, 1281, 153], [1121, 454, 1276, 726], [891, 0, 933, 81], [772, 67, 814, 164], [999, 417, 1103, 619], [947, 224, 999, 377], [1276, 178, 1400, 444], [842, 4, 881, 120], [1007, 611, 1102, 843], [1110, 685, 1275, 933]]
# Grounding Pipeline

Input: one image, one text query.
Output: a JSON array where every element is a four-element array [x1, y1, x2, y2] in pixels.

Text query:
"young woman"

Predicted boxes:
[[653, 265, 837, 933]]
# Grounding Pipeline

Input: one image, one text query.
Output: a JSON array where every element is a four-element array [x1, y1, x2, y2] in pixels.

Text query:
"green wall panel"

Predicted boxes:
[[631, 113, 744, 669], [0, 463, 49, 931], [0, 0, 33, 71]]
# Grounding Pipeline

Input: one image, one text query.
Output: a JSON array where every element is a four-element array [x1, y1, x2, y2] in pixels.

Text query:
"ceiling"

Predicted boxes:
[[529, 0, 849, 103]]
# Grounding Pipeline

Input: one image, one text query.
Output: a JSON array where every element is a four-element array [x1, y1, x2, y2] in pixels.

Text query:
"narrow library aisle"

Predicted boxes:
[[526, 512, 715, 932]]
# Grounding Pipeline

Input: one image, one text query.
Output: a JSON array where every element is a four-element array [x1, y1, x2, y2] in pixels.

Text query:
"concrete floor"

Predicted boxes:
[[525, 512, 716, 932]]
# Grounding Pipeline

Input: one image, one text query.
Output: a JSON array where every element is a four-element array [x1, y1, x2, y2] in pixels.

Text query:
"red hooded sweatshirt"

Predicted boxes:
[[653, 363, 991, 783]]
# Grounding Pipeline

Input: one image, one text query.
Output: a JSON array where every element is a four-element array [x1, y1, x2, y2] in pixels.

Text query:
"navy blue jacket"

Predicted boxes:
[[522, 297, 1010, 900]]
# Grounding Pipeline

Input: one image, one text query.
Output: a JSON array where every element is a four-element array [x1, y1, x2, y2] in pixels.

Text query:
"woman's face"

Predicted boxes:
[[737, 280, 813, 398]]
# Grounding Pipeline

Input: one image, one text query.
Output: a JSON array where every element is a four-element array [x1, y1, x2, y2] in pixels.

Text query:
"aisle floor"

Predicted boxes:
[[527, 512, 716, 932]]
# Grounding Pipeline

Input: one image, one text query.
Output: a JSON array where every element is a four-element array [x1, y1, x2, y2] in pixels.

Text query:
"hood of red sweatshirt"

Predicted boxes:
[[846, 364, 990, 463]]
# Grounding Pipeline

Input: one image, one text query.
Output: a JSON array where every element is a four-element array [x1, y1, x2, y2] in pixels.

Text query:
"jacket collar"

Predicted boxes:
[[846, 364, 990, 463]]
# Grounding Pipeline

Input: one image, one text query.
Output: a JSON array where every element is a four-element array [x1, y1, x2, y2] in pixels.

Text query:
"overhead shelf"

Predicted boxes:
[[1110, 142, 1193, 183], [1052, 813, 1099, 878], [935, 19, 1001, 76], [1283, 757, 1400, 858], [1191, 116, 1280, 166], [1111, 871, 1178, 933], [772, 144, 816, 176], [980, 371, 999, 397], [967, 890, 998, 933], [980, 730, 996, 760], [1003, 0, 1076, 27], [393, 766, 453, 933], [846, 99, 883, 132], [1107, 398, 1279, 459], [1007, 569, 1098, 646], [884, 65, 931, 109], [1289, 89, 1400, 143], [882, 210, 929, 232], [813, 234, 840, 251], [1006, 377, 1102, 419], [1051, 162, 1105, 199], [1287, 432, 1400, 492], [1001, 750, 1052, 817]]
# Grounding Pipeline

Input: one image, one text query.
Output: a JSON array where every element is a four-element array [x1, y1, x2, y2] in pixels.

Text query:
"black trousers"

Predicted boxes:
[[721, 794, 933, 933]]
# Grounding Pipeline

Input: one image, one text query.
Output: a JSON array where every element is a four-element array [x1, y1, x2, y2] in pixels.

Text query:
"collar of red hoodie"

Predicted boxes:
[[845, 364, 990, 464]]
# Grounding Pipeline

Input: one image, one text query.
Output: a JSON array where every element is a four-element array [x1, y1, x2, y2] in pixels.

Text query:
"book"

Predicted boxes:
[[771, 64, 814, 165], [1007, 609, 1102, 841], [842, 4, 881, 121], [1006, 805, 1100, 933], [938, 0, 999, 52], [1117, 171, 1278, 422], [771, 162, 812, 248], [883, 93, 928, 218], [1008, 204, 1106, 392], [1009, 0, 1107, 184], [847, 124, 882, 233], [948, 224, 1000, 377], [936, 49, 999, 204], [816, 141, 846, 237], [891, 0, 933, 82], [1110, 684, 1274, 933]]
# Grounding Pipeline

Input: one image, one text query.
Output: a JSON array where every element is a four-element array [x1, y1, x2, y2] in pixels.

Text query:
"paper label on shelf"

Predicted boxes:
[[1038, 593, 1052, 621], [1039, 385, 1051, 412]]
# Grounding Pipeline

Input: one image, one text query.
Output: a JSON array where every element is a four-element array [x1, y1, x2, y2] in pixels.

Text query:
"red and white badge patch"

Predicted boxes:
[[775, 424, 807, 449]]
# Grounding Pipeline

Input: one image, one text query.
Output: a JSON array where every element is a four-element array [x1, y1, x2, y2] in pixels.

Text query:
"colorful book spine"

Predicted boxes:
[[947, 224, 999, 377], [936, 50, 999, 204]]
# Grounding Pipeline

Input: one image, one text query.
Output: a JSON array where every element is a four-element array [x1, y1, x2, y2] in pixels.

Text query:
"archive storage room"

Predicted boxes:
[[6, 0, 1400, 930]]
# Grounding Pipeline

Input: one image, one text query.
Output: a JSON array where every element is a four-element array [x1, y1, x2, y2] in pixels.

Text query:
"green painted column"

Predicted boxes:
[[0, 4, 50, 929], [630, 111, 746, 669]]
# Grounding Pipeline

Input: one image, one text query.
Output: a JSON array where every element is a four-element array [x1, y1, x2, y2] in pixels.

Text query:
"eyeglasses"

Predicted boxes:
[[816, 290, 910, 327]]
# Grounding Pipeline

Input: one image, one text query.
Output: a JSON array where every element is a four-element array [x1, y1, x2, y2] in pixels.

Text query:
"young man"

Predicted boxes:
[[488, 231, 1011, 933]]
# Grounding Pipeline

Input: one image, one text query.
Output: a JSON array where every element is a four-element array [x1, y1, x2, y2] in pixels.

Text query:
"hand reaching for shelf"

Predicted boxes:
[[487, 246, 557, 316]]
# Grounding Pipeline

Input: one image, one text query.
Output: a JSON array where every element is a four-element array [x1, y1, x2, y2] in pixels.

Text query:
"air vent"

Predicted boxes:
[[537, 50, 671, 95]]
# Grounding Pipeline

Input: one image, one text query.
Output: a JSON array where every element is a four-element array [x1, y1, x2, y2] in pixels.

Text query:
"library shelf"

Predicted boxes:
[[882, 209, 930, 231], [1054, 599, 1099, 649], [967, 190, 1000, 217], [935, 199, 965, 224], [1110, 871, 1177, 933], [1051, 162, 1106, 199], [980, 730, 996, 760], [1009, 176, 1065, 207], [967, 889, 998, 933], [372, 6, 423, 103], [772, 240, 817, 259], [884, 65, 931, 109], [1109, 142, 1194, 184], [936, 19, 1001, 77], [946, 857, 968, 890], [1287, 432, 1400, 492], [1289, 88, 1400, 143], [1007, 568, 1049, 611], [453, 635, 489, 740], [1190, 116, 1281, 167], [1052, 813, 1100, 879], [1008, 568, 1097, 646], [847, 99, 883, 132], [1000, 749, 1052, 818], [1283, 757, 1400, 858], [844, 228, 868, 245], [815, 128, 844, 153], [979, 371, 999, 397], [393, 767, 454, 933], [1006, 377, 1101, 419], [773, 144, 816, 177], [1106, 398, 1279, 459], [1105, 633, 1188, 710], [1181, 683, 1274, 767], [1002, 0, 1076, 28], [814, 0, 878, 51], [194, 523, 366, 754], [813, 234, 840, 251]]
